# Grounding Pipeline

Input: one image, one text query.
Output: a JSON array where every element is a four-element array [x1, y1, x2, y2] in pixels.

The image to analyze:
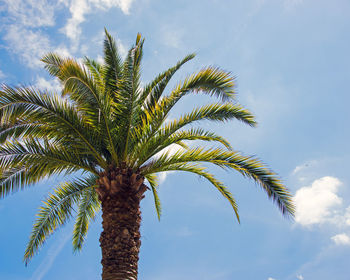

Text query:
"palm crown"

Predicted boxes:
[[0, 30, 294, 277]]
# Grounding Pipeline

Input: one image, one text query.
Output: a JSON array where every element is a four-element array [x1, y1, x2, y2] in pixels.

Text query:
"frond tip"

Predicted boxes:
[[141, 147, 295, 219], [145, 174, 162, 221], [23, 176, 98, 264]]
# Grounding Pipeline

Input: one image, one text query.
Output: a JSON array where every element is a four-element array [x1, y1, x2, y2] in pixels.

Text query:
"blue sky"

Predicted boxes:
[[0, 0, 350, 279]]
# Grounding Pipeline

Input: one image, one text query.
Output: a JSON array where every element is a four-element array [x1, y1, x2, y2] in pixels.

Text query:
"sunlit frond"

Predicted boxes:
[[116, 35, 145, 161], [84, 57, 105, 91], [103, 28, 123, 93], [0, 85, 107, 167], [41, 52, 66, 78], [133, 102, 255, 165], [131, 68, 238, 156], [139, 53, 196, 113]]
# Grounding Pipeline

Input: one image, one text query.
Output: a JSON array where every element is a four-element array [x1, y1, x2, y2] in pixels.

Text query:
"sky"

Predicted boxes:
[[0, 0, 349, 279]]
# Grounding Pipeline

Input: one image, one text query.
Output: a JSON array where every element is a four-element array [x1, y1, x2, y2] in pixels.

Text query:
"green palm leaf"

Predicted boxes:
[[24, 176, 97, 264], [145, 174, 162, 221], [151, 163, 240, 222], [72, 185, 100, 251], [103, 28, 123, 93], [141, 147, 294, 217]]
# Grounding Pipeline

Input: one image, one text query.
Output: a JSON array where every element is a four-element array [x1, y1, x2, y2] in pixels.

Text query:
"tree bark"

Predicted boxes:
[[97, 167, 147, 280]]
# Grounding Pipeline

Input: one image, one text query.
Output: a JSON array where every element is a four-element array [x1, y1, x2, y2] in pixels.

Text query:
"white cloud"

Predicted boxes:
[[61, 0, 134, 49], [331, 233, 350, 246], [158, 172, 169, 184], [96, 55, 104, 64], [344, 206, 350, 226], [95, 0, 134, 14], [1, 0, 59, 68], [268, 278, 276, 280], [0, 69, 5, 80], [116, 38, 128, 58], [154, 143, 185, 184], [294, 176, 342, 226], [294, 176, 350, 248], [35, 77, 62, 92], [296, 275, 304, 280], [61, 0, 90, 46], [2, 0, 56, 28], [2, 0, 131, 69], [53, 46, 73, 58], [4, 25, 51, 68]]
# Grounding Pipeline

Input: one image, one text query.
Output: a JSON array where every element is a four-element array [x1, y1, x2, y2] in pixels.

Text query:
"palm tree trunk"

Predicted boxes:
[[97, 167, 147, 280]]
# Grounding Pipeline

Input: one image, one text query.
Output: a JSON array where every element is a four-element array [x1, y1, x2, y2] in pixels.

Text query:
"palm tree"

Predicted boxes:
[[0, 30, 294, 280]]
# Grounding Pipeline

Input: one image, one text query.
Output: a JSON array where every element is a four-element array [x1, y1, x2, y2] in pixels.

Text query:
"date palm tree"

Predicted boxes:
[[0, 30, 294, 280]]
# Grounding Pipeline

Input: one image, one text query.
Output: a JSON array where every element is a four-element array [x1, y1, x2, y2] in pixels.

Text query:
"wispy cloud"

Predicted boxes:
[[4, 25, 51, 68], [60, 0, 90, 49], [331, 233, 350, 246], [30, 228, 70, 280], [1, 0, 59, 68], [2, 0, 132, 68], [2, 0, 56, 28], [61, 0, 134, 50], [35, 76, 62, 92], [0, 69, 5, 80], [158, 172, 169, 184]]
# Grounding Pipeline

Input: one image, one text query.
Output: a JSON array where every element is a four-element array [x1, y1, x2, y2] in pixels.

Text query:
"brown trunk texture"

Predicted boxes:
[[97, 166, 147, 280]]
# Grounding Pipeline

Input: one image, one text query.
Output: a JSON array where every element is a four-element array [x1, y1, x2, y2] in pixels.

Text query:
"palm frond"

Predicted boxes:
[[83, 57, 105, 91], [72, 185, 100, 251], [24, 176, 97, 264], [139, 53, 196, 112], [166, 66, 236, 107], [145, 163, 240, 222], [58, 59, 117, 162], [0, 138, 97, 172], [133, 102, 255, 166], [141, 147, 294, 217], [103, 28, 123, 93], [132, 68, 238, 154], [145, 174, 162, 221], [41, 52, 66, 78], [116, 35, 145, 161], [135, 128, 229, 167], [0, 136, 100, 199], [0, 85, 107, 167], [0, 167, 35, 198]]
